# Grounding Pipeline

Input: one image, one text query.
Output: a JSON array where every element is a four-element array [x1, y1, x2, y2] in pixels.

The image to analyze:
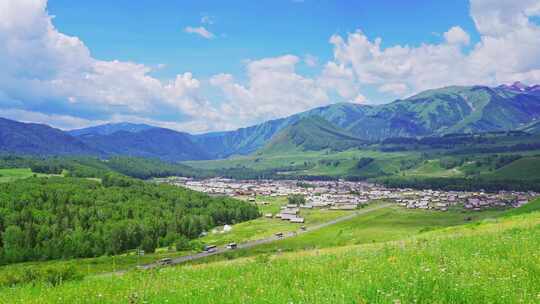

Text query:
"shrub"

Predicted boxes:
[[0, 265, 83, 288]]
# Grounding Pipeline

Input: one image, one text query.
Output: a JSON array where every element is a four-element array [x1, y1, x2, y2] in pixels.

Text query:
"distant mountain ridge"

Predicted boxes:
[[191, 82, 540, 157], [78, 127, 210, 161], [68, 122, 155, 137], [2, 82, 540, 160], [0, 118, 100, 156]]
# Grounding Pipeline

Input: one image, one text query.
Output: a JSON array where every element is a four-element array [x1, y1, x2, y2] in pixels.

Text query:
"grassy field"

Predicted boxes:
[[0, 168, 54, 183], [402, 159, 464, 178], [0, 248, 189, 280], [191, 204, 509, 264], [184, 149, 418, 173], [3, 199, 539, 303], [184, 145, 540, 182], [485, 156, 540, 180], [199, 195, 351, 247]]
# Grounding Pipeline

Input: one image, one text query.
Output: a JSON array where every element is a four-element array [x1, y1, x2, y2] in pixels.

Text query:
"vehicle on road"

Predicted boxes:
[[158, 258, 173, 265], [227, 242, 238, 249], [204, 245, 217, 253], [275, 232, 284, 238]]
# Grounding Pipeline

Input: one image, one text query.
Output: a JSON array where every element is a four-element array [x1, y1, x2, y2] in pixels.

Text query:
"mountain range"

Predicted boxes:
[[1, 82, 540, 161]]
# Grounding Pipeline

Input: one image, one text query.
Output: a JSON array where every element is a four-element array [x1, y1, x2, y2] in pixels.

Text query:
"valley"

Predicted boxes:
[[3, 1, 540, 302], [2, 196, 539, 303], [1, 82, 540, 303]]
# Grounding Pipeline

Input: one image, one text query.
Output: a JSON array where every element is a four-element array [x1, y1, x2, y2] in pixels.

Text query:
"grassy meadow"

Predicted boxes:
[[184, 149, 418, 175], [2, 199, 539, 303], [0, 168, 54, 183], [191, 204, 510, 264], [199, 195, 351, 247]]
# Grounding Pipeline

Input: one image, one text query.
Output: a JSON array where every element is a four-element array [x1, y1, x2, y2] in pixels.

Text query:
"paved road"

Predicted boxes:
[[138, 203, 392, 270]]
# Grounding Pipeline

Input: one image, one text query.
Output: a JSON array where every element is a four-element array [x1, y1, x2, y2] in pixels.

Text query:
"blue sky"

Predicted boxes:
[[47, 0, 477, 81], [1, 0, 539, 132]]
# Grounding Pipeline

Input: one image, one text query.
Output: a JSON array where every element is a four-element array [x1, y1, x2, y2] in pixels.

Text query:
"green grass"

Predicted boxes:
[[192, 204, 509, 264], [3, 202, 539, 303], [0, 248, 193, 281], [184, 149, 417, 172], [402, 159, 464, 178], [485, 156, 540, 180], [199, 196, 351, 247], [0, 195, 350, 279], [0, 168, 55, 183]]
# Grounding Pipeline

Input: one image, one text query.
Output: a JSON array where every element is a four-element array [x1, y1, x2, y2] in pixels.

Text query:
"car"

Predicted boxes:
[[227, 242, 238, 249], [275, 232, 284, 238], [203, 245, 217, 253], [158, 258, 173, 265]]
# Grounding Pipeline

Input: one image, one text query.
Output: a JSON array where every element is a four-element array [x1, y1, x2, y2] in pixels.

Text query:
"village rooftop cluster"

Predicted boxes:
[[156, 177, 536, 216]]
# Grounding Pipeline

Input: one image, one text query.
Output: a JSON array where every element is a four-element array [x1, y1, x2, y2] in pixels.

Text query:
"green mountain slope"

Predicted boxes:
[[260, 116, 366, 154], [4, 83, 540, 160], [192, 83, 540, 157], [484, 156, 540, 181]]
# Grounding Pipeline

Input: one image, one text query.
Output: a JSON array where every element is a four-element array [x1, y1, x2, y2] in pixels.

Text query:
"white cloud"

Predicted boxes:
[[2, 0, 540, 133], [319, 62, 359, 100], [0, 0, 228, 132], [210, 55, 330, 125], [0, 108, 105, 130], [444, 26, 470, 45], [353, 94, 367, 103], [304, 54, 319, 67], [378, 83, 409, 95], [201, 14, 214, 25], [329, 0, 540, 97], [184, 26, 215, 39]]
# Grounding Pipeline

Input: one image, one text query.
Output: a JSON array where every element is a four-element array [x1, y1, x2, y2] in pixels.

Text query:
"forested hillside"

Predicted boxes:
[[0, 176, 259, 264]]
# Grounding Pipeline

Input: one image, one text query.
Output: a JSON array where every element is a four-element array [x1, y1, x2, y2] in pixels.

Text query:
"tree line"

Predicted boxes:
[[0, 175, 259, 265]]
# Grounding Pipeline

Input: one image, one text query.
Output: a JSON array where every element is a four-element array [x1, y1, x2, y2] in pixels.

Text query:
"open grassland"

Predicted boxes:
[[191, 204, 509, 264], [3, 200, 539, 303], [0, 248, 189, 281], [184, 146, 540, 182], [0, 168, 54, 183], [402, 159, 464, 178], [484, 156, 540, 180], [199, 195, 351, 247], [184, 149, 417, 172]]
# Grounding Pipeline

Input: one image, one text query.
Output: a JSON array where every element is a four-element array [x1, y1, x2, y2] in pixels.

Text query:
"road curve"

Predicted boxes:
[[138, 203, 392, 270]]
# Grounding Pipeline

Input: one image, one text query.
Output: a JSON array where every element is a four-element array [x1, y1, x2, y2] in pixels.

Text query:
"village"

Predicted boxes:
[[155, 177, 537, 223]]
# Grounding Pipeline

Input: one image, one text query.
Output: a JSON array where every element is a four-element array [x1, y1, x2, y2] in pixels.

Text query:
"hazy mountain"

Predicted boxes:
[[78, 128, 210, 161], [0, 118, 99, 156], [68, 122, 155, 137], [259, 116, 367, 154]]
